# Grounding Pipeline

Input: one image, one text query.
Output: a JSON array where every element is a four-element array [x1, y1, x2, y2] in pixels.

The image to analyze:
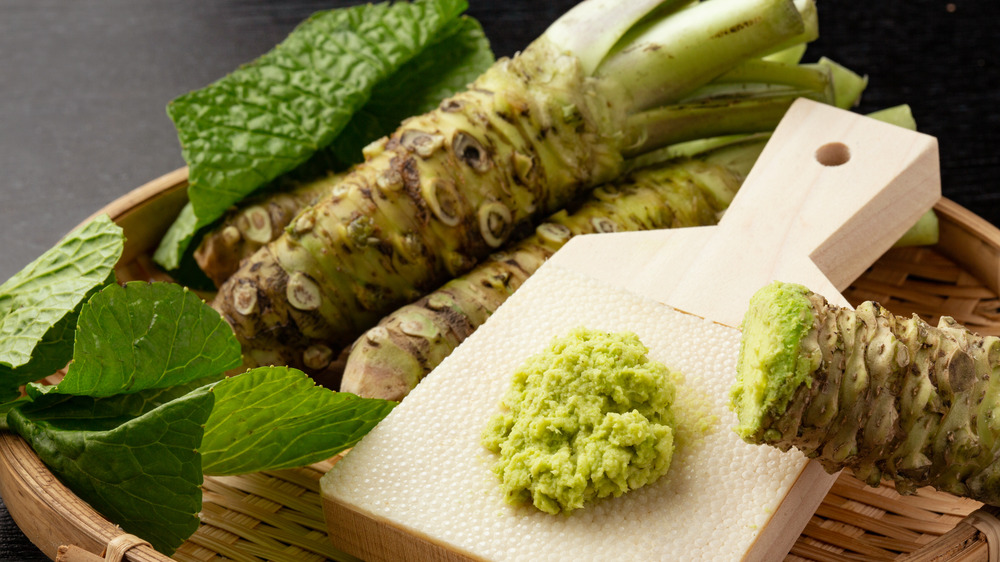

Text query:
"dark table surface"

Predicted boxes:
[[1, 1, 999, 559]]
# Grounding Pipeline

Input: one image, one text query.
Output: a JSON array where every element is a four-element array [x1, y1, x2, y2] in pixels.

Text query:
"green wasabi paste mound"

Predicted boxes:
[[482, 327, 679, 514]]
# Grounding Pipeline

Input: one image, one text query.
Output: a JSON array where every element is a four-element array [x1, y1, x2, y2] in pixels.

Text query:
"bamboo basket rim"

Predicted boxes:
[[2, 167, 999, 561]]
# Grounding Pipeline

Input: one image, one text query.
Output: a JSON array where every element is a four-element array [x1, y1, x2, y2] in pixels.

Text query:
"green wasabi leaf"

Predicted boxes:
[[22, 376, 219, 425], [151, 202, 198, 272], [0, 397, 30, 429], [325, 16, 494, 168], [0, 307, 83, 402], [52, 282, 240, 398], [168, 0, 468, 233], [150, 204, 217, 290], [200, 366, 395, 475], [0, 215, 123, 401], [154, 3, 493, 271], [7, 385, 213, 554]]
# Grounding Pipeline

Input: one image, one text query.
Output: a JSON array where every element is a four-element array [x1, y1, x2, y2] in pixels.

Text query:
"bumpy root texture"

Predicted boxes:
[[733, 281, 1000, 505], [342, 158, 744, 400], [194, 172, 343, 287], [213, 39, 626, 374]]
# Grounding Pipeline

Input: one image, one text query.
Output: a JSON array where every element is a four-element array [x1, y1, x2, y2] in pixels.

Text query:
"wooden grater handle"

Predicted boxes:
[[664, 98, 940, 325], [546, 99, 940, 326]]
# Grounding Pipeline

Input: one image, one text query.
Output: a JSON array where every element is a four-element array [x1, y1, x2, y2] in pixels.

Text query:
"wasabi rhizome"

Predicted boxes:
[[734, 281, 1000, 505]]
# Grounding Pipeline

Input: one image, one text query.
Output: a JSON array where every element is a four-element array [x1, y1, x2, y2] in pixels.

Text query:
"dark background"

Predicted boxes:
[[1, 1, 998, 559]]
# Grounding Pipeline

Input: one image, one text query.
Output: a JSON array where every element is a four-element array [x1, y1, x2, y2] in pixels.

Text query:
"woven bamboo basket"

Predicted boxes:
[[1, 168, 999, 562]]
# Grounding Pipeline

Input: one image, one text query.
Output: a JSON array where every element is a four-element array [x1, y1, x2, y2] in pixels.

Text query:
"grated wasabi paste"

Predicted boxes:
[[482, 327, 680, 514]]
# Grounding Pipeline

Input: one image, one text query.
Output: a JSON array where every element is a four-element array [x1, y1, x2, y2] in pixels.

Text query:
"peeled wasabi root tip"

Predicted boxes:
[[732, 281, 1000, 504]]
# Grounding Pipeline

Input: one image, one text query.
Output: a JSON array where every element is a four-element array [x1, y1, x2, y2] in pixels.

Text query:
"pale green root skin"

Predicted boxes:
[[341, 158, 744, 400], [482, 327, 679, 514], [893, 210, 940, 248], [733, 281, 1000, 505], [195, 172, 343, 287]]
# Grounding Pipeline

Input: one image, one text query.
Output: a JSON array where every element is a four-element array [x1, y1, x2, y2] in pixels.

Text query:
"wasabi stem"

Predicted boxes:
[[732, 281, 1000, 504], [623, 90, 825, 158], [212, 0, 812, 373], [817, 57, 869, 109], [894, 209, 940, 247], [542, 0, 691, 75], [593, 0, 813, 112], [688, 59, 834, 101], [763, 42, 808, 65]]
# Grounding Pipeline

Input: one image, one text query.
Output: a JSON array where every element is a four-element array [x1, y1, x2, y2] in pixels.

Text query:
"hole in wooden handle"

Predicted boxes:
[[815, 142, 851, 166]]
